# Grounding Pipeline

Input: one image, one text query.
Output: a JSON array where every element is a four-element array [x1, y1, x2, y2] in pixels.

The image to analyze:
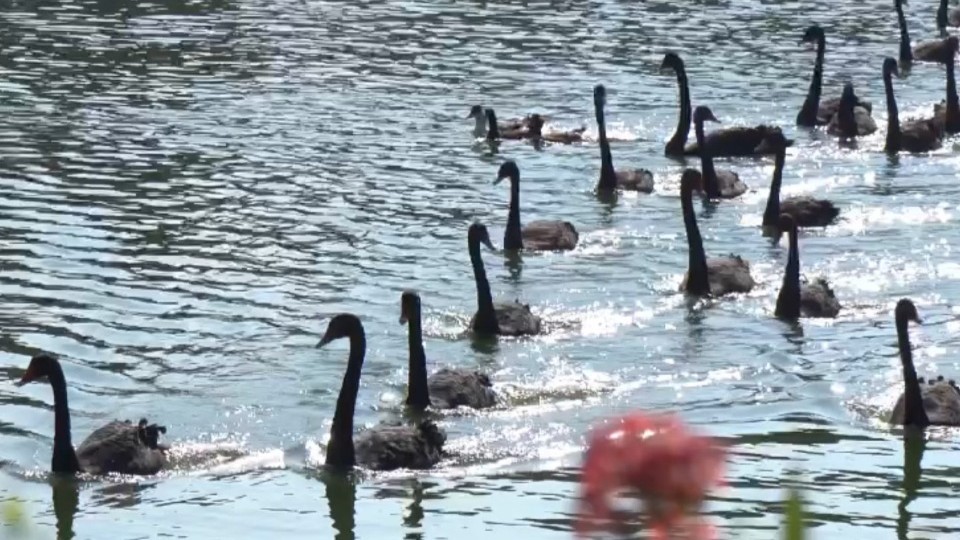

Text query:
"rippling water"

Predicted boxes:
[[2, 0, 960, 538]]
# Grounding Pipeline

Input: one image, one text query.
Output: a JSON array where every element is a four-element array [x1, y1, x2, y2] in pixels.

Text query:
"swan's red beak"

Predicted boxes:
[[16, 366, 41, 386]]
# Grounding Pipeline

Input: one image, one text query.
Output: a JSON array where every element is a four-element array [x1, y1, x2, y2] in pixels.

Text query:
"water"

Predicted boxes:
[[1, 0, 960, 537]]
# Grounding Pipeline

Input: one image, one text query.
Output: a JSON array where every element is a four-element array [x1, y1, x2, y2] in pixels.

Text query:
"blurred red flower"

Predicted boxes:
[[576, 411, 726, 539]]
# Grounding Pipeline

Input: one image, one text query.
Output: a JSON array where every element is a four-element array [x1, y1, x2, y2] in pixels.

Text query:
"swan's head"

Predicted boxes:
[[399, 290, 421, 325], [593, 84, 606, 107], [526, 114, 545, 131], [660, 52, 683, 72], [679, 169, 702, 197], [840, 82, 857, 104], [895, 299, 922, 326], [468, 222, 495, 250], [495, 161, 520, 185], [883, 57, 899, 78], [693, 106, 719, 125], [800, 25, 824, 44], [317, 314, 364, 348], [467, 105, 484, 119], [16, 353, 59, 386], [754, 129, 789, 154], [777, 213, 797, 235]]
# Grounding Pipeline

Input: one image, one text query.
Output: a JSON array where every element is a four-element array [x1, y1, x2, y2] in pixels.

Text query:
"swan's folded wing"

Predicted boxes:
[[355, 423, 445, 471], [77, 420, 165, 475], [522, 220, 579, 251]]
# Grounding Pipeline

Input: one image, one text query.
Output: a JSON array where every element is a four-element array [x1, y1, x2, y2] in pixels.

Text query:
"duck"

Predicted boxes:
[[896, 0, 955, 63], [467, 222, 542, 336], [485, 109, 534, 142], [467, 105, 536, 138], [16, 354, 167, 475], [796, 25, 874, 128], [524, 114, 587, 144], [938, 0, 960, 28], [317, 314, 446, 471], [882, 58, 943, 153], [400, 291, 497, 410], [773, 214, 841, 319], [827, 83, 879, 137], [692, 106, 748, 199], [931, 36, 960, 134], [660, 52, 793, 157], [888, 299, 960, 427], [757, 130, 839, 234], [678, 169, 756, 296], [593, 84, 654, 193], [495, 161, 578, 251]]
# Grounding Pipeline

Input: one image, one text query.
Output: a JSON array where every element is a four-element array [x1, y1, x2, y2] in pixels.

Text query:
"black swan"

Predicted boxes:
[[317, 314, 446, 471], [897, 0, 955, 63], [693, 105, 748, 199], [938, 0, 960, 28], [931, 37, 960, 134], [16, 354, 167, 475], [827, 83, 879, 137], [678, 169, 756, 296], [593, 84, 654, 193], [660, 52, 793, 157], [400, 291, 497, 410], [467, 222, 542, 336], [758, 130, 839, 234], [495, 161, 579, 251], [796, 25, 874, 128], [883, 58, 943, 153], [774, 214, 841, 319], [468, 105, 536, 138], [524, 114, 587, 144], [485, 109, 533, 141], [888, 299, 960, 427]]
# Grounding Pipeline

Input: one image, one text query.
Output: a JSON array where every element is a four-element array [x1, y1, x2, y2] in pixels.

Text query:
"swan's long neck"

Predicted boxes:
[[504, 175, 523, 250], [596, 100, 617, 191], [884, 70, 902, 153], [897, 2, 913, 63], [897, 317, 930, 427], [797, 36, 825, 127], [839, 93, 857, 136], [682, 188, 710, 296], [666, 64, 691, 155], [946, 56, 959, 132], [473, 115, 486, 138], [405, 305, 431, 409], [694, 119, 720, 198], [470, 237, 498, 333], [47, 363, 81, 474], [775, 227, 801, 319], [486, 112, 501, 142], [762, 150, 786, 228], [327, 329, 366, 469], [938, 0, 949, 28]]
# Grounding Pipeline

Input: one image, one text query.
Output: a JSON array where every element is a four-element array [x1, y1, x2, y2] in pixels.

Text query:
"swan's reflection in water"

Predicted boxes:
[[897, 431, 927, 540], [402, 480, 425, 540], [324, 473, 357, 540], [50, 476, 79, 540]]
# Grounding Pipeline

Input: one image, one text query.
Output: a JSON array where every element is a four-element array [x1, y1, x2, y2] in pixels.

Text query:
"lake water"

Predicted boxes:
[[2, 0, 960, 538]]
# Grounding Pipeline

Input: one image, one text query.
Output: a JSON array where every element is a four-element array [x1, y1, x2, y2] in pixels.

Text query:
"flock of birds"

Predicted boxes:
[[14, 1, 960, 482]]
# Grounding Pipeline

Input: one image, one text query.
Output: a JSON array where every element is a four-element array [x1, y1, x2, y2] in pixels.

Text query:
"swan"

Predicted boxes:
[[774, 214, 841, 319], [16, 354, 167, 475], [883, 58, 943, 153], [467, 222, 542, 336], [468, 105, 535, 138], [897, 0, 955, 63], [400, 291, 497, 410], [678, 169, 756, 296], [495, 161, 578, 251], [796, 25, 874, 127], [888, 299, 960, 427], [931, 37, 960, 134], [660, 52, 793, 157], [827, 83, 879, 137], [593, 84, 653, 193], [317, 314, 446, 471], [938, 0, 960, 28], [757, 130, 839, 234], [693, 105, 748, 199], [524, 114, 587, 144]]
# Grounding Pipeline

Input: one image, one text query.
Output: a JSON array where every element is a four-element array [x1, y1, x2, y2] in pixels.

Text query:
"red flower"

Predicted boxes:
[[576, 411, 726, 539]]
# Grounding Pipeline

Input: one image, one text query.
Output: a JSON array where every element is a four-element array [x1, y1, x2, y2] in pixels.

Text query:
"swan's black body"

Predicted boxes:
[[495, 161, 578, 251], [774, 214, 841, 320], [318, 314, 446, 471], [17, 354, 167, 476]]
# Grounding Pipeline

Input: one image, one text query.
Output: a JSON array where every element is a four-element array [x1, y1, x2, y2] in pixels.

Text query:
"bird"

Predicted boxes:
[[882, 58, 943, 153], [937, 0, 960, 28], [692, 106, 749, 199], [494, 161, 578, 251], [826, 83, 878, 137], [16, 353, 168, 475], [400, 291, 497, 410], [467, 222, 542, 336], [930, 36, 960, 135], [678, 169, 756, 297], [593, 84, 653, 193], [796, 25, 874, 128], [317, 314, 446, 471], [888, 299, 960, 427], [773, 214, 841, 319], [467, 105, 537, 138], [896, 0, 956, 63]]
